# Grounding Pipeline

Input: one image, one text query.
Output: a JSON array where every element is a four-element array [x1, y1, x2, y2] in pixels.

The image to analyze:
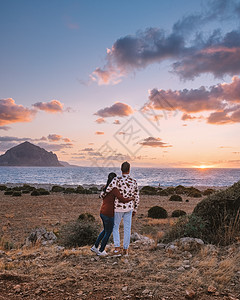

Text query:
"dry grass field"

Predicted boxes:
[[0, 190, 239, 299]]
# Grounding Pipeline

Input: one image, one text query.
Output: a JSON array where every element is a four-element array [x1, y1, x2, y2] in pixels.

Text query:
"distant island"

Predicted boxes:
[[0, 141, 63, 167]]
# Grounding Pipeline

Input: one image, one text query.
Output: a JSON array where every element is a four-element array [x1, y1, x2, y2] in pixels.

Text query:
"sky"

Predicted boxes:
[[0, 0, 240, 168]]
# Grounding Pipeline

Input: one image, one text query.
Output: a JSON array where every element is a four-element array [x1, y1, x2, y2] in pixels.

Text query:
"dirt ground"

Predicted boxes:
[[0, 190, 240, 300]]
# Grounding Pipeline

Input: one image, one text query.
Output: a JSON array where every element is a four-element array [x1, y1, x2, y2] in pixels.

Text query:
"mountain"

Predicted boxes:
[[59, 161, 79, 167], [0, 141, 63, 167]]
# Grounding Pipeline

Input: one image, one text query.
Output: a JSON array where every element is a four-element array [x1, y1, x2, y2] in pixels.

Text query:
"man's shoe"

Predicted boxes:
[[90, 245, 99, 254], [98, 250, 108, 257], [123, 249, 128, 256]]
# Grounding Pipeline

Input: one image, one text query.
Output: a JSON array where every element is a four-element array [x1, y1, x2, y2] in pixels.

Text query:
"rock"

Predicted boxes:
[[183, 260, 190, 265], [122, 286, 128, 292], [54, 246, 65, 251], [156, 243, 166, 250], [185, 289, 196, 298], [167, 237, 204, 253], [207, 285, 217, 293], [142, 289, 150, 294], [177, 267, 185, 272], [25, 227, 57, 246], [13, 285, 21, 293], [0, 250, 5, 256], [183, 265, 191, 269], [130, 232, 154, 245]]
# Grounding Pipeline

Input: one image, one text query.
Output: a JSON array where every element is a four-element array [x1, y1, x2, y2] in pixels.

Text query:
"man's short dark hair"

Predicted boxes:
[[121, 161, 130, 173]]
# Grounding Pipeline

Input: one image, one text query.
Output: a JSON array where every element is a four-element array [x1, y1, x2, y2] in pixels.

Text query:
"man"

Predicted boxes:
[[102, 161, 139, 255]]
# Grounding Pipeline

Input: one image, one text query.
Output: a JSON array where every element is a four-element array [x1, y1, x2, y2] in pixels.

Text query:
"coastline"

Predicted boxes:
[[0, 182, 228, 191]]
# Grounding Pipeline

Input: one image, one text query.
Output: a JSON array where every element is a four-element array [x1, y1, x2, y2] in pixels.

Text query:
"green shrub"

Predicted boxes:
[[22, 190, 30, 194], [78, 213, 95, 222], [148, 206, 168, 219], [22, 184, 35, 191], [31, 190, 40, 196], [171, 210, 187, 218], [0, 185, 7, 191], [203, 188, 216, 196], [51, 185, 65, 192], [76, 185, 85, 193], [175, 185, 186, 194], [12, 186, 22, 191], [64, 187, 76, 194], [186, 187, 202, 197], [169, 194, 183, 202], [141, 186, 157, 195], [12, 191, 22, 197], [158, 190, 169, 196], [162, 214, 207, 243], [37, 188, 50, 195], [164, 187, 175, 195], [4, 190, 13, 195], [58, 218, 99, 248]]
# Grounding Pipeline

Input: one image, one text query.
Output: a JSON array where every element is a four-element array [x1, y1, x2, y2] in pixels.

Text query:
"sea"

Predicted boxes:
[[0, 167, 240, 187]]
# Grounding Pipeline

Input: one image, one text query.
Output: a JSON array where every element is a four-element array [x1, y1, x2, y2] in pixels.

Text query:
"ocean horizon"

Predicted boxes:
[[0, 166, 240, 187]]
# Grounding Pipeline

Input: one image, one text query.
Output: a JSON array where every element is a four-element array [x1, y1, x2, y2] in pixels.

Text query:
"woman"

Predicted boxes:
[[91, 172, 134, 256]]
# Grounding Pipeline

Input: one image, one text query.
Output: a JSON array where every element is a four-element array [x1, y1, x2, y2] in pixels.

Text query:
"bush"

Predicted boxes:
[[203, 188, 216, 196], [158, 190, 169, 196], [31, 190, 40, 196], [22, 190, 30, 194], [175, 185, 187, 194], [169, 194, 183, 202], [148, 206, 168, 219], [64, 187, 76, 194], [12, 186, 22, 191], [171, 210, 187, 218], [4, 190, 13, 195], [141, 186, 157, 195], [0, 185, 7, 191], [193, 180, 240, 245], [186, 187, 202, 197], [51, 185, 65, 192], [162, 214, 207, 243], [22, 184, 35, 191], [37, 188, 50, 195], [12, 191, 22, 197], [78, 213, 95, 222], [165, 187, 175, 195], [58, 218, 99, 248]]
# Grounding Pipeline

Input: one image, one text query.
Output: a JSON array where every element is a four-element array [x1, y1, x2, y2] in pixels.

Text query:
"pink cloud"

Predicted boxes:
[[95, 131, 104, 135], [0, 98, 36, 126], [95, 102, 133, 118], [139, 137, 172, 148], [33, 100, 64, 113], [95, 117, 106, 124], [113, 119, 121, 125], [48, 134, 62, 142]]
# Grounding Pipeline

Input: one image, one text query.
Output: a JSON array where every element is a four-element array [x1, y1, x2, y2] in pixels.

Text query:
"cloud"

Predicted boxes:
[[48, 134, 62, 142], [113, 120, 121, 125], [90, 0, 240, 84], [139, 137, 172, 148], [33, 100, 64, 113], [47, 134, 72, 143], [81, 148, 94, 151], [0, 126, 11, 131], [0, 98, 36, 126], [37, 142, 73, 152], [95, 117, 106, 124], [144, 76, 240, 124], [95, 131, 104, 135], [207, 105, 240, 124], [95, 102, 133, 118]]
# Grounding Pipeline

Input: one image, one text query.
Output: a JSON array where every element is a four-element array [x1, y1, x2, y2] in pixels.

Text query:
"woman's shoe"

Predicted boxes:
[[90, 245, 100, 254], [98, 250, 108, 256]]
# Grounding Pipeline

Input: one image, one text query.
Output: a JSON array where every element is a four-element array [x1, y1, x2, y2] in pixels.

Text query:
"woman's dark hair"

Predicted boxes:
[[103, 172, 117, 192]]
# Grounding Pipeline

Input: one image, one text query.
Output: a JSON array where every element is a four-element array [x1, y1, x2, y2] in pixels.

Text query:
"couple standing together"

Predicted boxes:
[[91, 161, 140, 256]]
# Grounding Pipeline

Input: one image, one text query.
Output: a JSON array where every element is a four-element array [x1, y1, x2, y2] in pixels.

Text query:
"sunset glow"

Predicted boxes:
[[0, 1, 240, 168]]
